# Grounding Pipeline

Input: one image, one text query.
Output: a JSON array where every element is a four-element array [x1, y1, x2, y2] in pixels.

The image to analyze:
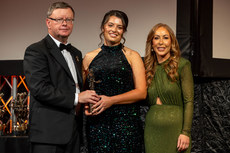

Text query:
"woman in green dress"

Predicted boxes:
[[144, 23, 194, 153]]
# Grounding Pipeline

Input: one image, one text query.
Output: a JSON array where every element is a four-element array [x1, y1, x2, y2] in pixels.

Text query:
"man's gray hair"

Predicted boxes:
[[47, 1, 75, 18]]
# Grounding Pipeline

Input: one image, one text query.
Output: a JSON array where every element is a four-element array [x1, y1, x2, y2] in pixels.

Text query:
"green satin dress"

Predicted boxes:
[[144, 57, 194, 153]]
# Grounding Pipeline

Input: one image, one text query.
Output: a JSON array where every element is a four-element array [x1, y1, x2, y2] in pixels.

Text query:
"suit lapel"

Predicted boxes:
[[45, 35, 74, 81], [69, 50, 83, 88]]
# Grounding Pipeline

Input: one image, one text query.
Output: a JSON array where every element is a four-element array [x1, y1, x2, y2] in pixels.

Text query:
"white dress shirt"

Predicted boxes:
[[49, 34, 79, 105]]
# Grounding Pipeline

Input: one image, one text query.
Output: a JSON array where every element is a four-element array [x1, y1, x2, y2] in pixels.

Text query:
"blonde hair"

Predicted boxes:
[[144, 23, 181, 86]]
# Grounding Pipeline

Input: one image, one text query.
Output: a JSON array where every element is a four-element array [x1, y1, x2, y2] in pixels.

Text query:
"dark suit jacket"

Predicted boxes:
[[23, 35, 83, 144]]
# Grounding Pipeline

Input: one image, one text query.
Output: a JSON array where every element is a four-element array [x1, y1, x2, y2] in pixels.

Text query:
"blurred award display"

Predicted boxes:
[[0, 76, 29, 136]]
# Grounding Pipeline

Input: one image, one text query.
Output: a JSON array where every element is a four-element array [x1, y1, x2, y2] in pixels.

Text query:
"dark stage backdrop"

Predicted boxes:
[[0, 60, 23, 76], [192, 78, 230, 153], [177, 0, 230, 78], [177, 0, 230, 152]]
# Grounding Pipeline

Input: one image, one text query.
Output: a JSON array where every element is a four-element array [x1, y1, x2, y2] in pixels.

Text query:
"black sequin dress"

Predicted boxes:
[[86, 43, 143, 153]]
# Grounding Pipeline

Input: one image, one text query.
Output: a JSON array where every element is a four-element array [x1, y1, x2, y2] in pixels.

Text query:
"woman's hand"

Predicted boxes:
[[84, 103, 93, 116], [177, 134, 190, 152], [91, 95, 113, 115]]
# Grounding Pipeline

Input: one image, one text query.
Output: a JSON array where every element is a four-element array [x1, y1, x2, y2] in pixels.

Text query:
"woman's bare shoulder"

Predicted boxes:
[[123, 46, 142, 59], [83, 48, 101, 69]]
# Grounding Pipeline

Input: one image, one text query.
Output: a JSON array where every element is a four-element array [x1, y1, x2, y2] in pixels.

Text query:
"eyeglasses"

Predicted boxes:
[[48, 17, 74, 24]]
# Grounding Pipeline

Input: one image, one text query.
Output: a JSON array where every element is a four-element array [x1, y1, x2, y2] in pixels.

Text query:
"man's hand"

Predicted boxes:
[[78, 90, 100, 104]]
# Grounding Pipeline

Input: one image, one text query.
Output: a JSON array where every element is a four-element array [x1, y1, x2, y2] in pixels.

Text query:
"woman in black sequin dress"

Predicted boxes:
[[83, 10, 147, 153]]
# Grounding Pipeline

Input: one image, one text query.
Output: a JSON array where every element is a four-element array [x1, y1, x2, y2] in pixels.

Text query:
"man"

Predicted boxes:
[[23, 2, 99, 153]]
